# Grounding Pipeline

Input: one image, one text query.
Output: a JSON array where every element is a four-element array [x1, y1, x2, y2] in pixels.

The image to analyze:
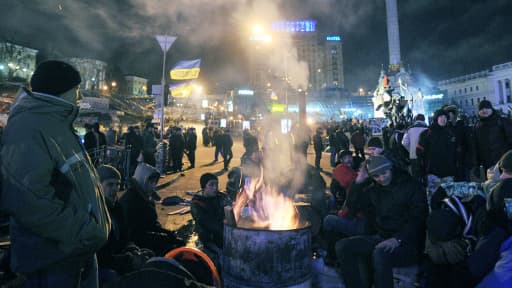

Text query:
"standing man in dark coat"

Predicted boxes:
[[1, 61, 111, 287], [336, 155, 428, 288], [185, 127, 197, 169], [141, 123, 157, 167], [125, 126, 143, 177], [417, 109, 458, 180], [221, 129, 234, 171], [169, 127, 186, 172], [473, 100, 512, 171], [313, 127, 324, 170]]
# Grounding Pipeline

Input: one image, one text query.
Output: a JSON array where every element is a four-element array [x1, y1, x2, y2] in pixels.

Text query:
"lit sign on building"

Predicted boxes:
[[326, 36, 342, 41], [238, 89, 254, 96], [271, 20, 316, 33], [423, 94, 444, 100]]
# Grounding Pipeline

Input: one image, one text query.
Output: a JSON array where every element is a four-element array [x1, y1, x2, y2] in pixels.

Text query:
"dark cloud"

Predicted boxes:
[[1, 0, 511, 92]]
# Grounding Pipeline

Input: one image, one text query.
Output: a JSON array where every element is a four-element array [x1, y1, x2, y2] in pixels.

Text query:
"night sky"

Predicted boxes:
[[1, 0, 511, 92]]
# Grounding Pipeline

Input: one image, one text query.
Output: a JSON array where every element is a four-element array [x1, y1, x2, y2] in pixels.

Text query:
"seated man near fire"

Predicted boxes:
[[118, 163, 185, 256], [191, 173, 231, 251], [336, 155, 428, 288]]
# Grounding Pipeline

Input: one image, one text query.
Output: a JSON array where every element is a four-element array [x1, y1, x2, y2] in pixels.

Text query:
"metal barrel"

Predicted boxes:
[[222, 223, 312, 288]]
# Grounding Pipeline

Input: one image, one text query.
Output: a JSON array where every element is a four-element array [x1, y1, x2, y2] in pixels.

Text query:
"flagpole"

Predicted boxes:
[[155, 35, 177, 174], [160, 46, 166, 143]]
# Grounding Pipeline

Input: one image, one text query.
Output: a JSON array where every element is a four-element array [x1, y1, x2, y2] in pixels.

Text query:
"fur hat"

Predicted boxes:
[[367, 137, 383, 149], [96, 165, 121, 183], [200, 173, 218, 189], [366, 155, 392, 176], [478, 100, 493, 110], [30, 60, 81, 96], [498, 149, 512, 172]]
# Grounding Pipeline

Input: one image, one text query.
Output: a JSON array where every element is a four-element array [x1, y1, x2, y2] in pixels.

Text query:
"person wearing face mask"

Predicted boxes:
[[118, 163, 185, 256], [473, 100, 512, 172], [336, 155, 427, 288]]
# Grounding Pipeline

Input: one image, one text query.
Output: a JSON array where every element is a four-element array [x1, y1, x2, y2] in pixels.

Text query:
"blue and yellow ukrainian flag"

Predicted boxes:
[[169, 82, 193, 98], [170, 59, 201, 80]]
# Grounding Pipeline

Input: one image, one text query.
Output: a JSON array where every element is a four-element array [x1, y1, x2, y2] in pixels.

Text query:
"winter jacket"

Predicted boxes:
[[366, 170, 428, 251], [487, 178, 512, 233], [118, 165, 184, 255], [350, 131, 366, 150], [477, 235, 512, 288], [402, 121, 428, 159], [474, 112, 512, 169], [0, 89, 111, 273], [191, 192, 230, 248], [417, 124, 458, 178], [331, 164, 357, 206], [313, 134, 324, 153]]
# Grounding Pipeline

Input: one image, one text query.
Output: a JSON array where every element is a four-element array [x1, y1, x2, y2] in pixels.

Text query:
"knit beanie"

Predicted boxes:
[[367, 137, 383, 149], [96, 165, 121, 182], [30, 60, 82, 96], [366, 155, 392, 176], [498, 149, 512, 172], [478, 100, 493, 110], [200, 173, 218, 189]]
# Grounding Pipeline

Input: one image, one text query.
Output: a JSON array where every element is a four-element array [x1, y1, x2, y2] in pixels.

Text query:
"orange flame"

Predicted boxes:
[[233, 166, 299, 230]]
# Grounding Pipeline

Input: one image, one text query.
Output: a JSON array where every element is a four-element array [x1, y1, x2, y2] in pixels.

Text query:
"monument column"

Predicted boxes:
[[385, 0, 401, 71]]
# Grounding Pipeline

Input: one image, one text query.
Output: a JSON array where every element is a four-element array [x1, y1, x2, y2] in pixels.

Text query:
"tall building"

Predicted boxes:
[[65, 58, 107, 91], [123, 75, 148, 96], [438, 61, 512, 116], [247, 20, 344, 96], [0, 42, 38, 82]]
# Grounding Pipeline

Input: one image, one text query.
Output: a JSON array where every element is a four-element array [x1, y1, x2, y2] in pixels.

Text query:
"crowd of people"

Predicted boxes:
[[1, 60, 512, 288], [320, 102, 512, 287]]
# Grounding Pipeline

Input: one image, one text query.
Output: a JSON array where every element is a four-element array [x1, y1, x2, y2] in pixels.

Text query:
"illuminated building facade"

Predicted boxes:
[[65, 57, 107, 91], [438, 61, 512, 116], [0, 42, 38, 82], [123, 75, 148, 96]]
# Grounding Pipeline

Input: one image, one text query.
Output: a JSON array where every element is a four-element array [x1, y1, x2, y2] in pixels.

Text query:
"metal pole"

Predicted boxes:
[[160, 48, 166, 141]]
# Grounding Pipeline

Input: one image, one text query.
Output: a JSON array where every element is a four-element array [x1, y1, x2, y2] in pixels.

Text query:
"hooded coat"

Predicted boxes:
[[118, 164, 184, 255], [0, 89, 111, 273]]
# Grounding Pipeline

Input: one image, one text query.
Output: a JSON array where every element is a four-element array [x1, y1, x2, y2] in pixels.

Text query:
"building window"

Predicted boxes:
[[471, 98, 474, 105], [470, 87, 473, 92], [477, 97, 480, 103], [476, 85, 479, 91], [459, 89, 462, 94], [465, 88, 467, 93], [465, 99, 468, 105]]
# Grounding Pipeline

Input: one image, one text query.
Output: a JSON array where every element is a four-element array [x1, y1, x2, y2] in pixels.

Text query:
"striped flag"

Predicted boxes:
[[170, 59, 201, 80]]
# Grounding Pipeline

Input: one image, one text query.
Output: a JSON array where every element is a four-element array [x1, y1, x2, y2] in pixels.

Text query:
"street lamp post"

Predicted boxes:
[[155, 35, 177, 174]]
